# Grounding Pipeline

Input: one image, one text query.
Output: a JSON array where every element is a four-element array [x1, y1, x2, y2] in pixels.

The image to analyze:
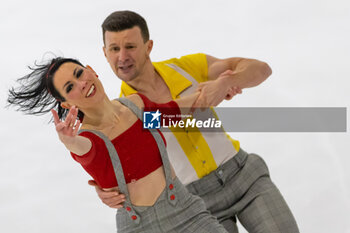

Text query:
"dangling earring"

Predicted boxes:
[[96, 74, 99, 78]]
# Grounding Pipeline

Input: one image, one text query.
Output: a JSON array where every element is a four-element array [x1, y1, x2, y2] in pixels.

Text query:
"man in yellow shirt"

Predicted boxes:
[[89, 11, 299, 233]]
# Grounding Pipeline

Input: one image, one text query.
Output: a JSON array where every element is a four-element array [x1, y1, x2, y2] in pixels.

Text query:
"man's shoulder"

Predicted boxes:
[[153, 53, 208, 83], [154, 53, 208, 73], [154, 53, 207, 66]]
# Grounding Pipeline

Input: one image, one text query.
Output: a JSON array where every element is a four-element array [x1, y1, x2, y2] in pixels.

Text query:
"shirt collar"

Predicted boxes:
[[120, 62, 192, 99]]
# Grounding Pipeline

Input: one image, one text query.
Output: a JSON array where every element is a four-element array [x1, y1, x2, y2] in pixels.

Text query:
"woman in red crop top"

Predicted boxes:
[[8, 57, 229, 233]]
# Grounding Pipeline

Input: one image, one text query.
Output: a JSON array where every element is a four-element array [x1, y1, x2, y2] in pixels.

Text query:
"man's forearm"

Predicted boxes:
[[226, 58, 272, 89]]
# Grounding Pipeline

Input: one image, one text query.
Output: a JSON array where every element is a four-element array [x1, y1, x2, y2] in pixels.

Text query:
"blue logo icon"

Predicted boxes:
[[143, 110, 162, 129]]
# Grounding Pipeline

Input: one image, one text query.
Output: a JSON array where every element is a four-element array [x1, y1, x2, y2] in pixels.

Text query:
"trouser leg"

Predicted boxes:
[[237, 178, 299, 233], [186, 149, 299, 233], [220, 217, 239, 233]]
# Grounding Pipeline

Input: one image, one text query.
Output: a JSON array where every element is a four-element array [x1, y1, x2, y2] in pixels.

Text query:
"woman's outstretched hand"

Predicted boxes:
[[51, 106, 81, 145]]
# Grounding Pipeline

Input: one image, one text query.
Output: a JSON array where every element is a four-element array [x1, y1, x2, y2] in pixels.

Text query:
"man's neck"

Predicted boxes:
[[126, 62, 172, 102], [126, 61, 158, 90]]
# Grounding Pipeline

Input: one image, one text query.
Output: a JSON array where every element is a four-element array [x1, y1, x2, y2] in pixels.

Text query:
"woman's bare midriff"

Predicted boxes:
[[103, 166, 176, 206]]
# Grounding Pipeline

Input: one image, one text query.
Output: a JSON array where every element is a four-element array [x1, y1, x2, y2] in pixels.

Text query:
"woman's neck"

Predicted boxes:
[[81, 97, 121, 130]]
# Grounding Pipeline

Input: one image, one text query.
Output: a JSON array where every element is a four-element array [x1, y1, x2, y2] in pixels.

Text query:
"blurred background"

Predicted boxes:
[[1, 0, 349, 232]]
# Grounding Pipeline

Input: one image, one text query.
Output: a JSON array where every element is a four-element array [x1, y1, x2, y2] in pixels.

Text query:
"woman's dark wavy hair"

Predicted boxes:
[[8, 57, 84, 121]]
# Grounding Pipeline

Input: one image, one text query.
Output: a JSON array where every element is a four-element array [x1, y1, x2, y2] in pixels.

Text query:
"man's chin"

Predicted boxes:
[[117, 73, 136, 82]]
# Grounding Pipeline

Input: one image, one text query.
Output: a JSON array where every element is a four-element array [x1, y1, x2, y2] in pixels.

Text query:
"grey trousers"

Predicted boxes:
[[186, 149, 300, 233], [117, 177, 228, 233]]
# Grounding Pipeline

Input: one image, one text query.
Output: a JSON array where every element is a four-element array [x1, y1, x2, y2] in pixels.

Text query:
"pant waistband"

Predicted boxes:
[[186, 149, 248, 195]]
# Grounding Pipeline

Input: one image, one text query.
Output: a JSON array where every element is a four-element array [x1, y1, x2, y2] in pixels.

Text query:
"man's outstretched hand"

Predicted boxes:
[[88, 180, 126, 209]]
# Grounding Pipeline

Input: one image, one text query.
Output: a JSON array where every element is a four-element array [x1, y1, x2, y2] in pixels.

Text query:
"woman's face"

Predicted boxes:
[[53, 62, 104, 110]]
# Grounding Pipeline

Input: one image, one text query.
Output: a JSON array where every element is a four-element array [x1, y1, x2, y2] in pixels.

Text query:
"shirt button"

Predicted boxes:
[[169, 184, 174, 190], [195, 146, 199, 150], [202, 160, 206, 164], [218, 170, 223, 176], [131, 215, 137, 220], [126, 206, 131, 212], [170, 194, 175, 200]]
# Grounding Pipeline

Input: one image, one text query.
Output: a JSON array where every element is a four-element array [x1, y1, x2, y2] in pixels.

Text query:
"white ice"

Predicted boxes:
[[0, 0, 349, 232]]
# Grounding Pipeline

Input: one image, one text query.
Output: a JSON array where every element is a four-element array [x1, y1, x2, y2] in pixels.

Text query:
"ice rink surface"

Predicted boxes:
[[1, 0, 349, 232]]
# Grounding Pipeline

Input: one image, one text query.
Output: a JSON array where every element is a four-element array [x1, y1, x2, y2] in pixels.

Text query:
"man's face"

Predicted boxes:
[[103, 26, 152, 82]]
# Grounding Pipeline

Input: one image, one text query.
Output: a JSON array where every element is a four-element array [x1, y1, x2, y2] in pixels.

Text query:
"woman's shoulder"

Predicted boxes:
[[78, 124, 100, 137], [120, 94, 145, 109]]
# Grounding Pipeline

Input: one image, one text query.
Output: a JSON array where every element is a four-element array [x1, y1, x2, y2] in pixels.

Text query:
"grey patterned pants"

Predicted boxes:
[[116, 177, 228, 233], [186, 149, 300, 233]]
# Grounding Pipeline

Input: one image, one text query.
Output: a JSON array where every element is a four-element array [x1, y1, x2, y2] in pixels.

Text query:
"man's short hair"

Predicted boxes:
[[102, 10, 150, 44]]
